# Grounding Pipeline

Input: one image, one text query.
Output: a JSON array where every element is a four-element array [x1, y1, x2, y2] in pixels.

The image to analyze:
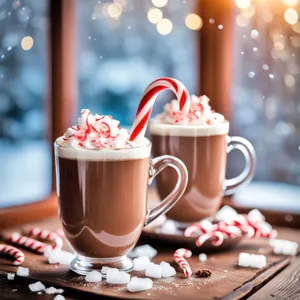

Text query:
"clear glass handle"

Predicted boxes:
[[144, 155, 188, 226], [224, 136, 256, 196]]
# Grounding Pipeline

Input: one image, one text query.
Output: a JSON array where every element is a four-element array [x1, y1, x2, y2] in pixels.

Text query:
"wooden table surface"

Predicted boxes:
[[0, 216, 299, 300]]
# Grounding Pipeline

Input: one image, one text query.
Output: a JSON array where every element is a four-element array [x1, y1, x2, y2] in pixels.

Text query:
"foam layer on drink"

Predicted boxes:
[[56, 109, 150, 160], [152, 95, 225, 126], [150, 121, 229, 137], [56, 136, 151, 160]]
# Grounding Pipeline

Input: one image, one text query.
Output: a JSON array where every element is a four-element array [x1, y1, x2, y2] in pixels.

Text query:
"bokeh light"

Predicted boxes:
[[21, 36, 34, 51], [284, 8, 298, 25], [236, 14, 250, 27], [235, 0, 251, 9], [185, 14, 203, 31], [284, 74, 295, 87], [282, 0, 299, 6], [152, 0, 168, 8], [156, 18, 173, 35], [107, 3, 123, 19], [241, 5, 255, 18], [147, 8, 163, 24], [251, 29, 259, 39]]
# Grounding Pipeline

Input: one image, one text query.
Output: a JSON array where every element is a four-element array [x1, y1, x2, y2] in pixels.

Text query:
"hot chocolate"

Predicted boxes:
[[55, 109, 188, 273]]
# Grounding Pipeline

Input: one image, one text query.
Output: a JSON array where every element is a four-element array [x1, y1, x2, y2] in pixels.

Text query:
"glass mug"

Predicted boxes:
[[150, 121, 256, 225], [54, 139, 188, 274]]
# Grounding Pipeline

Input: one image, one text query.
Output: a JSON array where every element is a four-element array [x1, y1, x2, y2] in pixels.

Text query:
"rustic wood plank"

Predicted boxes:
[[248, 257, 300, 300]]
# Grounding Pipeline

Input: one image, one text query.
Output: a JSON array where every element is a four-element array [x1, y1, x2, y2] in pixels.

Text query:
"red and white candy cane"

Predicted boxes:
[[129, 77, 190, 143], [0, 244, 25, 265], [196, 231, 225, 247], [184, 220, 213, 237], [174, 248, 192, 277], [7, 232, 46, 254], [23, 228, 63, 250]]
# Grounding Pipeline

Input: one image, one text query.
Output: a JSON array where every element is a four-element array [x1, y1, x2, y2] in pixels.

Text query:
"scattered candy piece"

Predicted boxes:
[[174, 248, 192, 277], [7, 273, 15, 280], [85, 270, 102, 283], [195, 269, 212, 278], [238, 253, 266, 269], [199, 253, 208, 262], [106, 268, 130, 284], [127, 277, 153, 293], [23, 227, 63, 250], [129, 245, 157, 259], [28, 281, 45, 292], [7, 233, 46, 254], [133, 256, 151, 271], [45, 287, 64, 294], [215, 206, 238, 222], [145, 263, 162, 279], [17, 266, 29, 277], [0, 244, 25, 265]]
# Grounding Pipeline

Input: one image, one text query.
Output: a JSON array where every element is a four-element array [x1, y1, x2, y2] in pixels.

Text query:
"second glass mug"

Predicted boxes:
[[54, 139, 188, 274]]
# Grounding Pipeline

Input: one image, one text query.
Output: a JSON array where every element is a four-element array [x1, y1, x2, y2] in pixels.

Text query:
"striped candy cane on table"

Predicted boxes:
[[174, 248, 193, 277], [23, 227, 63, 250], [129, 77, 190, 143], [0, 244, 25, 265], [7, 232, 47, 254]]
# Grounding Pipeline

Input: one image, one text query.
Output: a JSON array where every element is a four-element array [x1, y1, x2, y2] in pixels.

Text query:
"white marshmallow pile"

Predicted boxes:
[[215, 205, 239, 222], [29, 281, 46, 292], [17, 266, 29, 277], [238, 253, 267, 269], [159, 220, 179, 235], [199, 253, 208, 263], [129, 244, 157, 259], [269, 239, 298, 256], [85, 270, 102, 283], [127, 277, 153, 293], [145, 261, 176, 278], [45, 287, 64, 294], [54, 296, 65, 300], [7, 273, 15, 280], [247, 209, 265, 223], [47, 249, 75, 265], [106, 268, 131, 284]]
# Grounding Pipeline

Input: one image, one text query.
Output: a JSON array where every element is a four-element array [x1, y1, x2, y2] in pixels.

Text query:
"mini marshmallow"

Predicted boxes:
[[160, 261, 176, 278], [85, 270, 102, 283], [106, 268, 130, 284], [48, 249, 75, 265], [133, 256, 151, 271], [215, 205, 238, 221], [248, 209, 265, 223], [129, 245, 157, 259], [28, 281, 45, 292], [238, 253, 267, 269], [17, 267, 29, 277], [54, 295, 65, 300], [199, 253, 208, 263], [160, 220, 178, 235], [7, 273, 15, 280], [45, 287, 64, 294], [270, 239, 298, 256], [145, 263, 162, 279], [127, 277, 153, 293]]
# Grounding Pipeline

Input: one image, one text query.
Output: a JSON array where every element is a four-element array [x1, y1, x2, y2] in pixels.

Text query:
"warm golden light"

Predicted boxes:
[[107, 3, 122, 19], [236, 14, 250, 27], [285, 74, 295, 87], [284, 8, 298, 25], [152, 0, 168, 8], [235, 0, 251, 9], [156, 18, 173, 35], [282, 0, 299, 7], [21, 36, 34, 51], [241, 5, 255, 18], [292, 22, 300, 33], [185, 14, 203, 31], [147, 8, 163, 24]]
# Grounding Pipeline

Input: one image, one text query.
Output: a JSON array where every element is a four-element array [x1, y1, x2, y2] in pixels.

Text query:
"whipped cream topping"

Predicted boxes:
[[58, 109, 138, 150], [153, 95, 225, 125]]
